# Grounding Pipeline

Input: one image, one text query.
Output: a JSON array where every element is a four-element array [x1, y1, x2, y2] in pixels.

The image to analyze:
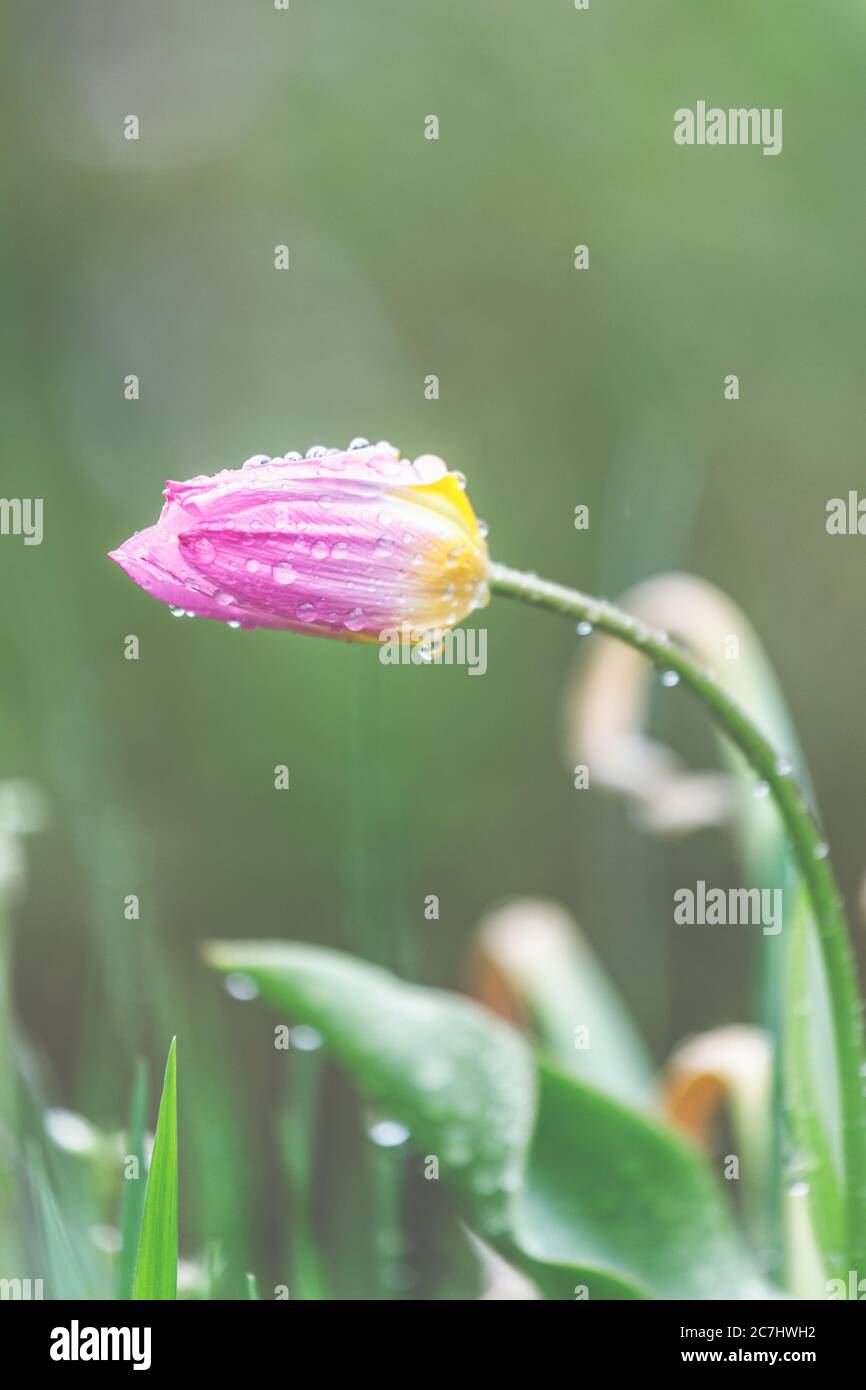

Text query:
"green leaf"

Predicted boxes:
[[204, 942, 779, 1299], [132, 1038, 177, 1300], [117, 1059, 148, 1300], [782, 888, 844, 1292]]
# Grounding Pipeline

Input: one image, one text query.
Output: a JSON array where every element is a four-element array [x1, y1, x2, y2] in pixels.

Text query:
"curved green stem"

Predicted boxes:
[[490, 560, 866, 1274]]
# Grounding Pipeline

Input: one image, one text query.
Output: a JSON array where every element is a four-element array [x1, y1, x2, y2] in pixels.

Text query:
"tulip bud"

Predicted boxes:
[[109, 443, 490, 640]]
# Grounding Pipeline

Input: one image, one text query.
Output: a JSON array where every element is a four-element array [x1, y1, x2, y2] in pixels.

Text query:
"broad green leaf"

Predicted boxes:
[[519, 1065, 774, 1299], [205, 942, 779, 1299], [132, 1038, 177, 1300], [117, 1059, 148, 1300]]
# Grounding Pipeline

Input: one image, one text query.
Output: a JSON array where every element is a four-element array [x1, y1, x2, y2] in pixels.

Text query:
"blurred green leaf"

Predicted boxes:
[[132, 1038, 177, 1301], [782, 889, 844, 1292], [205, 942, 779, 1299], [117, 1059, 148, 1300]]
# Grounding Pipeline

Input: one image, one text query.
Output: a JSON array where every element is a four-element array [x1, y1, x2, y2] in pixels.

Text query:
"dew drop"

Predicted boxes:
[[332, 541, 348, 559], [191, 537, 216, 564], [576, 620, 593, 636], [305, 445, 327, 459], [814, 841, 829, 860], [368, 1119, 410, 1149], [754, 780, 770, 799], [344, 607, 365, 631], [450, 470, 467, 489], [284, 451, 302, 462], [290, 1024, 323, 1052], [413, 454, 448, 484], [242, 454, 271, 469], [273, 563, 297, 585], [169, 606, 185, 617], [246, 559, 260, 573], [660, 669, 680, 688], [225, 973, 258, 1001], [775, 757, 794, 777], [348, 436, 370, 450], [312, 541, 329, 560], [296, 602, 316, 622]]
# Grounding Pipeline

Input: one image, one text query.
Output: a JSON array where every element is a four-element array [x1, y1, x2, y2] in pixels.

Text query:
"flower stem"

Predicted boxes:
[[490, 560, 866, 1272]]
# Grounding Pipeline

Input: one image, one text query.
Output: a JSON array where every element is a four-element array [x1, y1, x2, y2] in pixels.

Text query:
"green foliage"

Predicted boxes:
[[132, 1039, 178, 1301], [205, 942, 780, 1299]]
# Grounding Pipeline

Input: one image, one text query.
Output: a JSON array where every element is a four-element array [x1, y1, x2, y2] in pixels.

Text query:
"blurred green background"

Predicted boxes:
[[2, 0, 865, 1296]]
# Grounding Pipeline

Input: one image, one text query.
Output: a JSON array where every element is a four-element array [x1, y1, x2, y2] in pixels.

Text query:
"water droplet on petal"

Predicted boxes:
[[169, 606, 185, 617], [348, 436, 370, 450], [296, 602, 316, 622], [191, 537, 216, 564], [284, 451, 303, 462], [242, 454, 271, 469], [305, 445, 327, 459], [312, 541, 329, 560], [344, 607, 365, 631], [413, 454, 448, 484], [273, 563, 297, 585]]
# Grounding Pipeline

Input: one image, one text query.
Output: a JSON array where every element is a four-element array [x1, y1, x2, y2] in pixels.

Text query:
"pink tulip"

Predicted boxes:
[[109, 442, 490, 640]]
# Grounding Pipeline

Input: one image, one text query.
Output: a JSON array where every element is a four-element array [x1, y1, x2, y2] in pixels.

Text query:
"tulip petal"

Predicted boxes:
[[110, 445, 490, 639]]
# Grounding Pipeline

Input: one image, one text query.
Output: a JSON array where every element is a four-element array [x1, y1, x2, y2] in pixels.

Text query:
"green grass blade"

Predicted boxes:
[[132, 1038, 177, 1300], [245, 1271, 259, 1299], [117, 1059, 149, 1299]]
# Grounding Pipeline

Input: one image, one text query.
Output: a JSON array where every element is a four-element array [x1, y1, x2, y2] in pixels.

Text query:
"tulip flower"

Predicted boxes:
[[109, 441, 490, 640]]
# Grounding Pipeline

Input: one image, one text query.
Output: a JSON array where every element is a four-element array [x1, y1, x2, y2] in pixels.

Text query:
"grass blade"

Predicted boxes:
[[132, 1038, 177, 1300]]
